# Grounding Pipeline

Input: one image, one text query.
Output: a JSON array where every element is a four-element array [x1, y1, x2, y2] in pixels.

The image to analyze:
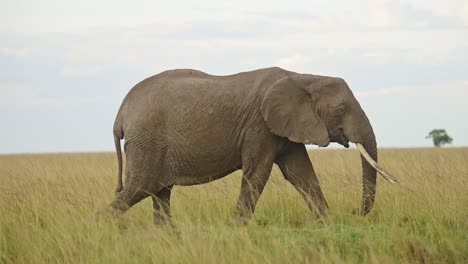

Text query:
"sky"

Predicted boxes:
[[1, 0, 467, 153]]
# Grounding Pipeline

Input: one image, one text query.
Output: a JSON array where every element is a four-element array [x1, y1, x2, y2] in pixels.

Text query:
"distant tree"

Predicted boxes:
[[426, 129, 453, 147]]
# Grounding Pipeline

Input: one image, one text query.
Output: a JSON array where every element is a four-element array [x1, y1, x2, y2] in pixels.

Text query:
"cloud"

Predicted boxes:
[[327, 49, 337, 56], [367, 0, 396, 28], [62, 64, 105, 77], [355, 79, 468, 99], [355, 86, 412, 97], [431, 0, 468, 26], [428, 80, 468, 97], [2, 1, 463, 80], [275, 53, 311, 72], [0, 47, 32, 57], [365, 0, 465, 30], [0, 86, 104, 106]]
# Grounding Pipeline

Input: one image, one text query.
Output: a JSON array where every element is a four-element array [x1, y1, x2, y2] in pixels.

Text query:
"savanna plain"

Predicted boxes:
[[0, 148, 467, 263]]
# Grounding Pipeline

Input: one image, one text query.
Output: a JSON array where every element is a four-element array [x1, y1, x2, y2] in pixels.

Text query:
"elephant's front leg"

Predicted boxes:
[[276, 143, 328, 218], [235, 149, 275, 224]]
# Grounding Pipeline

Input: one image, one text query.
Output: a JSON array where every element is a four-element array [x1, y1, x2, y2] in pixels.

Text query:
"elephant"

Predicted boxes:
[[108, 67, 398, 224]]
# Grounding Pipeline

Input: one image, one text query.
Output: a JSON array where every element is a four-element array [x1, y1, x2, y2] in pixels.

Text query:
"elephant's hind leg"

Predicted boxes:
[[276, 143, 328, 218], [152, 186, 173, 225], [108, 148, 164, 214], [108, 176, 151, 213]]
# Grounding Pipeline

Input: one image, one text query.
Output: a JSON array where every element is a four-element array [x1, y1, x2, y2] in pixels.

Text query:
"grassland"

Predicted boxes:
[[0, 148, 467, 263]]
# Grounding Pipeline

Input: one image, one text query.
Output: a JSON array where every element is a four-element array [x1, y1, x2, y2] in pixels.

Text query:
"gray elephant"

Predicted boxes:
[[109, 67, 398, 224]]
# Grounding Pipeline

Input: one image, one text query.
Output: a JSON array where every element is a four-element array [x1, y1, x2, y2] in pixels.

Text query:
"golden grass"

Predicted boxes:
[[0, 148, 467, 263]]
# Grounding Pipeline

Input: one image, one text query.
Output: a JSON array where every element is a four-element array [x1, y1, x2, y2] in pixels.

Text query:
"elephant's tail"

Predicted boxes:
[[114, 126, 124, 193]]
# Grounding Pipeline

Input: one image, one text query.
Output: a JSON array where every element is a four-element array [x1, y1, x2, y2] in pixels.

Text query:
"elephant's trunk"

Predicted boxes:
[[359, 129, 378, 215], [355, 119, 399, 215]]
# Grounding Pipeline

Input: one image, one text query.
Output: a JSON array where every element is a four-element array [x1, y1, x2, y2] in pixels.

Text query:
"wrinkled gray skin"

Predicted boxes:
[[109, 67, 378, 224]]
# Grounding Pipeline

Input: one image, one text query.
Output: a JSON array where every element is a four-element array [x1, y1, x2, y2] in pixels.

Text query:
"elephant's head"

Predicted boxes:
[[261, 74, 398, 215]]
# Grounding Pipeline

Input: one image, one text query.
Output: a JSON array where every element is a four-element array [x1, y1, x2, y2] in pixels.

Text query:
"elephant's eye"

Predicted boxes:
[[336, 105, 345, 115]]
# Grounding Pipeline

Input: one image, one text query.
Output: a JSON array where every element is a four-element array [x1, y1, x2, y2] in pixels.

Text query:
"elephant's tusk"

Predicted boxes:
[[356, 143, 400, 183]]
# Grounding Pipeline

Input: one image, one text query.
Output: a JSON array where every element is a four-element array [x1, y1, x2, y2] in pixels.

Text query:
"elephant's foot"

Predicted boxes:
[[234, 215, 250, 226], [310, 196, 330, 219], [94, 206, 124, 222], [352, 207, 372, 216], [108, 198, 131, 214], [154, 213, 172, 226], [233, 205, 256, 226]]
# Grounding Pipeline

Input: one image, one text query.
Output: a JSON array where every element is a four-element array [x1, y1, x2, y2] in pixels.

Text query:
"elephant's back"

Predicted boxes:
[[120, 69, 210, 108], [116, 70, 246, 148]]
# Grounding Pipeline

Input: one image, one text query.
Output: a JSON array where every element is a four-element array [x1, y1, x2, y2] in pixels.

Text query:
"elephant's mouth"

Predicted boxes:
[[330, 128, 350, 148]]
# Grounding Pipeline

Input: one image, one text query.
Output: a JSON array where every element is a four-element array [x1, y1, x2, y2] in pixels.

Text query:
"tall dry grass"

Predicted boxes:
[[0, 148, 467, 263]]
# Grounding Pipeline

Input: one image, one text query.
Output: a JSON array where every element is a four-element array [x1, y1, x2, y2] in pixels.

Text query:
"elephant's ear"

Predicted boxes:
[[260, 75, 330, 146]]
